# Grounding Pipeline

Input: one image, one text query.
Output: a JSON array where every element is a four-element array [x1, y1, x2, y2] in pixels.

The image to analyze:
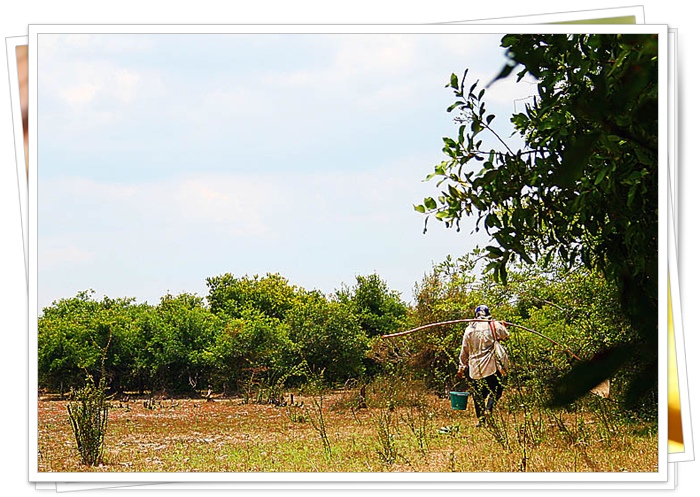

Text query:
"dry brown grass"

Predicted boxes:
[[37, 389, 658, 473]]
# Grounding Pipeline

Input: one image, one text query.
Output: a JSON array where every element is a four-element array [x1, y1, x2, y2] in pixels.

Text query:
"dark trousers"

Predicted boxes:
[[469, 372, 504, 421]]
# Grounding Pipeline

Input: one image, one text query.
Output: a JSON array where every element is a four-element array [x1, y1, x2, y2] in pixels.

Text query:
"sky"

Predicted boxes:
[[37, 32, 537, 310]]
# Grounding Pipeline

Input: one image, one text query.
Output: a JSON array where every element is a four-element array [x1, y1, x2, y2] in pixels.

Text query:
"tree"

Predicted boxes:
[[335, 273, 409, 338], [287, 290, 369, 385], [38, 290, 141, 394], [415, 34, 659, 409], [207, 309, 295, 394], [138, 293, 222, 393], [39, 291, 101, 392], [206, 273, 298, 321]]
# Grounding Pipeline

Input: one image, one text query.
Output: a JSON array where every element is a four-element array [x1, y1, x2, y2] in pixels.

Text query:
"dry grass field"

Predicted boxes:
[[37, 382, 658, 474]]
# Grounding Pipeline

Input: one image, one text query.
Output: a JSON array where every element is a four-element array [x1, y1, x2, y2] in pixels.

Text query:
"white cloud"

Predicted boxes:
[[112, 67, 142, 103], [59, 82, 101, 106], [55, 62, 143, 108], [172, 176, 274, 236], [40, 40, 162, 130], [56, 176, 140, 200], [38, 34, 93, 55], [40, 243, 96, 266], [272, 35, 416, 88], [251, 34, 432, 116], [39, 34, 158, 56], [334, 34, 417, 76], [42, 155, 433, 252], [44, 174, 278, 239]]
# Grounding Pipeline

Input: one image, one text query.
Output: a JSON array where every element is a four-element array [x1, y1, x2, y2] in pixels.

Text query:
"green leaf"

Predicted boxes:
[[447, 184, 462, 200], [435, 210, 451, 220], [485, 213, 501, 229], [458, 124, 466, 144], [448, 73, 459, 89], [487, 62, 516, 87], [442, 137, 458, 148], [594, 168, 608, 186], [446, 101, 463, 113], [627, 184, 638, 207], [553, 131, 601, 188], [485, 245, 503, 258], [498, 264, 508, 284]]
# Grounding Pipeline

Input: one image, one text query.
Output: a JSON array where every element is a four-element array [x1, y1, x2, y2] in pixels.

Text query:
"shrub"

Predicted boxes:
[[66, 375, 110, 466]]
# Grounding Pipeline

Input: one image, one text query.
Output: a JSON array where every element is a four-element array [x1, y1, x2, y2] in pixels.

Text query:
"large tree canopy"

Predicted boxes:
[[416, 34, 659, 409]]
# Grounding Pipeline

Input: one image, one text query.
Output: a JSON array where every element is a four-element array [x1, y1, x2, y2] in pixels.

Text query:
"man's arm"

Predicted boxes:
[[496, 321, 510, 341]]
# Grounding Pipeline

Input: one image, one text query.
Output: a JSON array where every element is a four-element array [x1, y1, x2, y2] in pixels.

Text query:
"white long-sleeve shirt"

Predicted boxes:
[[459, 319, 510, 379]]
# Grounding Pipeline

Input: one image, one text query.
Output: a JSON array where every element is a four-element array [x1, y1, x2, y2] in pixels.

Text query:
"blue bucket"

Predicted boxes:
[[449, 391, 470, 410]]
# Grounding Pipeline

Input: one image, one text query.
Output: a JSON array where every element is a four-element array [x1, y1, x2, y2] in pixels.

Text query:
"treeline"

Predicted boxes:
[[38, 272, 409, 396], [39, 251, 648, 411]]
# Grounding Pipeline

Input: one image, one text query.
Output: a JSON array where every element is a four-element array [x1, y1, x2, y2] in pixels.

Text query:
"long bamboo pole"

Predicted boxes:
[[381, 318, 583, 361]]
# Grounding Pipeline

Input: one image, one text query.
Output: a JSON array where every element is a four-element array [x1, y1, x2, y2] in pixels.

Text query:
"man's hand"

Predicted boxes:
[[500, 321, 509, 340]]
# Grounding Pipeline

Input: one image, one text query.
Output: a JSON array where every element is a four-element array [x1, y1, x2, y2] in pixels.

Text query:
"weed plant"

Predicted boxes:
[[401, 402, 431, 455], [66, 375, 110, 466], [373, 403, 398, 465], [301, 371, 332, 459]]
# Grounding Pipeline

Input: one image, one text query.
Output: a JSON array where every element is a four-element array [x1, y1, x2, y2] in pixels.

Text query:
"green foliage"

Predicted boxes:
[[391, 250, 644, 412], [66, 375, 110, 466], [412, 250, 482, 323], [38, 291, 100, 391], [288, 291, 369, 386], [335, 273, 409, 338], [207, 309, 295, 395], [41, 255, 646, 414], [38, 291, 141, 393], [402, 250, 514, 391], [206, 272, 298, 320], [416, 34, 659, 409], [38, 273, 386, 395], [138, 292, 223, 393], [38, 290, 223, 395]]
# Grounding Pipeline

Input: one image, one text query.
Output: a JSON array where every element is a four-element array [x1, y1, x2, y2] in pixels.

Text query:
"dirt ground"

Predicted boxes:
[[37, 389, 659, 474]]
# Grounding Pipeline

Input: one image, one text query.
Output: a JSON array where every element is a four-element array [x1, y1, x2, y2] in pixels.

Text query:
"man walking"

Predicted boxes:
[[457, 304, 510, 426]]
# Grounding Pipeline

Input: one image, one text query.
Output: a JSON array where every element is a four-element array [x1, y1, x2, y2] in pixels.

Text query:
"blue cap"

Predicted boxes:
[[475, 305, 490, 317]]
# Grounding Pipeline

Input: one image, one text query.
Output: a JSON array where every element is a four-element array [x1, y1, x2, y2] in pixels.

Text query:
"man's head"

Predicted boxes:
[[475, 304, 490, 318]]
